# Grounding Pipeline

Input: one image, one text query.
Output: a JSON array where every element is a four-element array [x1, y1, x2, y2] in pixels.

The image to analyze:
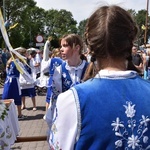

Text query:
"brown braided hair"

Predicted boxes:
[[83, 5, 139, 81]]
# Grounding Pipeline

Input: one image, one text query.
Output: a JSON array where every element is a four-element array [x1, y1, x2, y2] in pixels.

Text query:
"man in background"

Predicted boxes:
[[132, 46, 143, 76], [1, 48, 7, 67]]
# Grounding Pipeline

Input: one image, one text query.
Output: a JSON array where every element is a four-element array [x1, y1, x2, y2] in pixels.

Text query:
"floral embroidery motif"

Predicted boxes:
[[6, 126, 12, 138], [51, 62, 61, 73], [49, 84, 61, 149], [0, 125, 11, 149], [51, 84, 60, 101], [50, 123, 61, 150], [62, 71, 72, 92], [0, 101, 8, 121], [49, 142, 62, 150], [111, 101, 150, 149], [62, 72, 67, 78], [51, 124, 57, 134]]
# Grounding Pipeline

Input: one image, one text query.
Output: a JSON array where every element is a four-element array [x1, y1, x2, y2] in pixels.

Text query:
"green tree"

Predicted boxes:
[[128, 9, 148, 46], [135, 9, 147, 45], [1, 0, 46, 48], [135, 10, 147, 29], [128, 9, 137, 18], [45, 9, 77, 39], [21, 6, 46, 48], [1, 1, 78, 48], [77, 19, 87, 38]]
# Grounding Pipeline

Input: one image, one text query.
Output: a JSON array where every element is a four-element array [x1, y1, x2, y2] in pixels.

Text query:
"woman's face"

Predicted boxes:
[[132, 46, 137, 54], [60, 39, 74, 60]]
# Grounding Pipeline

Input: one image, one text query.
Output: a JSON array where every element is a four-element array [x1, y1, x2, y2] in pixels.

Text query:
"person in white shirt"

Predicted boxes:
[[29, 50, 41, 81], [17, 48, 37, 111]]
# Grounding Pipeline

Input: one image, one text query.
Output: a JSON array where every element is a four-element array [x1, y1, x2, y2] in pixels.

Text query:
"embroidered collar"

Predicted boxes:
[[65, 60, 86, 71], [95, 70, 138, 79]]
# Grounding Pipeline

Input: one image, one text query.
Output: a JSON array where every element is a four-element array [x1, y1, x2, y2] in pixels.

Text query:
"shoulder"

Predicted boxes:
[[51, 57, 63, 65], [74, 78, 98, 91]]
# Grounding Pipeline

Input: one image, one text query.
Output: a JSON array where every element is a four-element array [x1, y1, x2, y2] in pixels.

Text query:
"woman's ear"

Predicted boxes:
[[75, 45, 80, 51]]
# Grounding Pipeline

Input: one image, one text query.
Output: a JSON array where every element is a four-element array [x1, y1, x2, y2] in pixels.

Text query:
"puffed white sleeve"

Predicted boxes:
[[46, 88, 78, 150], [17, 60, 34, 84], [40, 58, 51, 73]]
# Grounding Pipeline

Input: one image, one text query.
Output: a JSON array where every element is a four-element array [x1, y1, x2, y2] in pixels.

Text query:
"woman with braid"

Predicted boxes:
[[47, 5, 150, 149]]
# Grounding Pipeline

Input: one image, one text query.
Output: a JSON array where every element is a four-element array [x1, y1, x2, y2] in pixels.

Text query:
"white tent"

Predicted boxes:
[[27, 47, 39, 51], [14, 47, 26, 51]]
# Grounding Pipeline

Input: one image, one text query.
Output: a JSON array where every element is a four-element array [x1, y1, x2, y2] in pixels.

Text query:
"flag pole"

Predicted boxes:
[[3, 0, 7, 48], [3, 0, 5, 21], [144, 0, 149, 48]]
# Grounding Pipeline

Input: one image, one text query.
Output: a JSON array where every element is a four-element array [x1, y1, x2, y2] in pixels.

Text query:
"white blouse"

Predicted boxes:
[[52, 60, 87, 93]]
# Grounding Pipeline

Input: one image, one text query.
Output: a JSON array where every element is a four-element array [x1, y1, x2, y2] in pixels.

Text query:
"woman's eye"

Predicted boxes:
[[62, 44, 69, 47]]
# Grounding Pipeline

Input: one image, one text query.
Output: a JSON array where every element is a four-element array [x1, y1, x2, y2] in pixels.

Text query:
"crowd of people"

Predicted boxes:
[[1, 4, 150, 149], [1, 34, 90, 120], [132, 45, 150, 80]]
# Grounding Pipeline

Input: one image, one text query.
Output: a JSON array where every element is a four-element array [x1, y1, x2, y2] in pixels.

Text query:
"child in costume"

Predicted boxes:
[[45, 56, 63, 112], [2, 51, 34, 119], [47, 5, 150, 149], [16, 47, 37, 111], [45, 34, 88, 120], [36, 44, 63, 117]]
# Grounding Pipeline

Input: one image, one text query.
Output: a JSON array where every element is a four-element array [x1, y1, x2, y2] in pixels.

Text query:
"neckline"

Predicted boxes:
[[95, 70, 137, 79], [66, 60, 85, 70]]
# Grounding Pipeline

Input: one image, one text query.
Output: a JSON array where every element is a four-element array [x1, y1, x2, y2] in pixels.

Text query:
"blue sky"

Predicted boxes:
[[34, 0, 148, 23]]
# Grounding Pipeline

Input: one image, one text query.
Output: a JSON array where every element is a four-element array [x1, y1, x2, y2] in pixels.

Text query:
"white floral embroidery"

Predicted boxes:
[[112, 117, 124, 132], [140, 115, 150, 126], [128, 135, 140, 149], [115, 140, 123, 148], [62, 72, 67, 78], [124, 102, 136, 118], [111, 101, 150, 149]]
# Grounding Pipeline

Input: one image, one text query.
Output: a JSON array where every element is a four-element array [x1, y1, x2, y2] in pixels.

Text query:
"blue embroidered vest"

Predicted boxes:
[[73, 76, 150, 149], [7, 61, 20, 78], [46, 58, 63, 101], [61, 61, 88, 92], [48, 58, 63, 86]]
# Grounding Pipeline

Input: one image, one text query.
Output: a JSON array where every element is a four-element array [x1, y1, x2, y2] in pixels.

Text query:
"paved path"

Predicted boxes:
[[0, 88, 49, 150]]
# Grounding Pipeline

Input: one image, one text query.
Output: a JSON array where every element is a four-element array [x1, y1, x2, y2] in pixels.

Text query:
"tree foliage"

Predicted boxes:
[[77, 19, 87, 39], [127, 9, 149, 46], [0, 0, 46, 48], [0, 0, 77, 48], [0, 0, 150, 49], [45, 9, 77, 38]]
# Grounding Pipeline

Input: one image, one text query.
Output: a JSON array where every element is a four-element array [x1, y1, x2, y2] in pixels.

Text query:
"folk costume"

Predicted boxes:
[[2, 59, 34, 105], [2, 61, 21, 105], [46, 59, 88, 129], [45, 59, 88, 106], [50, 60, 88, 100], [47, 70, 150, 150], [46, 57, 63, 104], [19, 58, 36, 98]]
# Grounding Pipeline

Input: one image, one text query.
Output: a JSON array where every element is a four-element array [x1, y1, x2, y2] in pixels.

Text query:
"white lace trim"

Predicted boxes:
[[65, 60, 86, 71], [71, 87, 81, 142], [95, 70, 138, 79]]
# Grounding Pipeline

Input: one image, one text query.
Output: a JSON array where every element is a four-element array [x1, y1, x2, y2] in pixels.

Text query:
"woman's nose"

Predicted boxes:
[[60, 48, 63, 52]]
